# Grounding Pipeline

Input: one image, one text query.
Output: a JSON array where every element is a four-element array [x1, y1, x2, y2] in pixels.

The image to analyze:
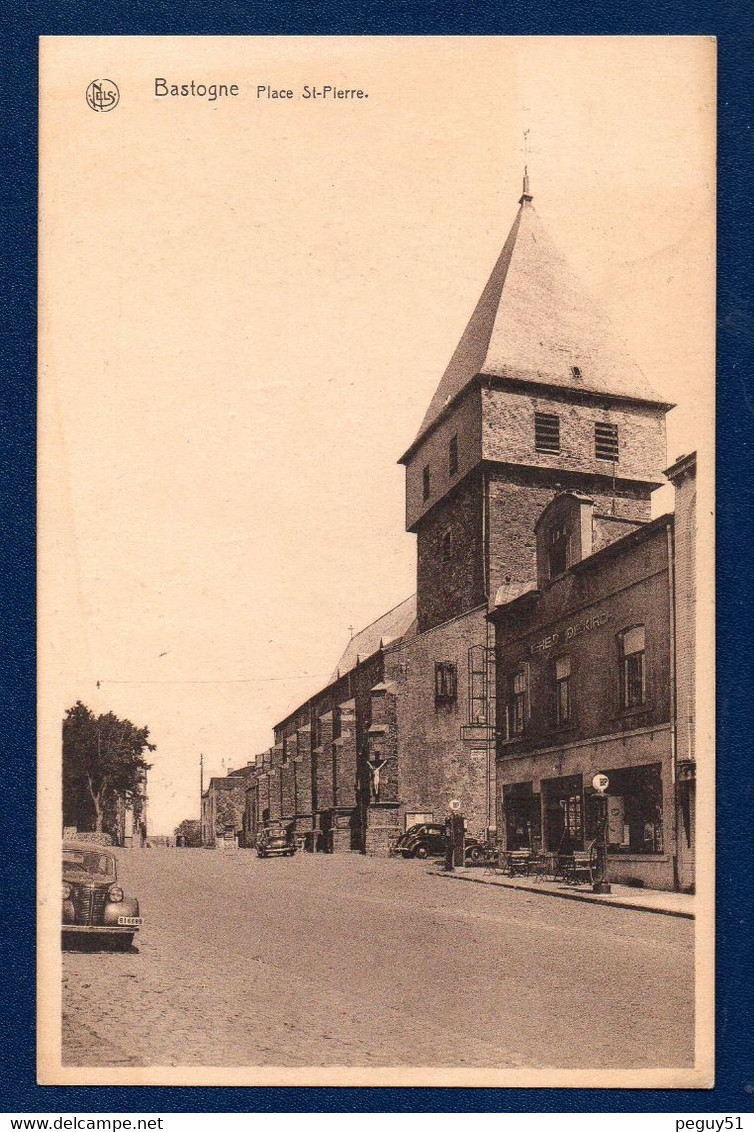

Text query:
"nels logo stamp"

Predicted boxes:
[[86, 79, 120, 112]]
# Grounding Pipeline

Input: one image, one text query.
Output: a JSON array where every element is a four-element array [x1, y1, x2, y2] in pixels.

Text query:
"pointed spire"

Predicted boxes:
[[399, 173, 669, 460], [519, 164, 533, 205]]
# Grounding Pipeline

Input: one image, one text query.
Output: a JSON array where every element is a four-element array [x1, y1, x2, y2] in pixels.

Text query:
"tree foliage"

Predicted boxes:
[[174, 819, 202, 847], [63, 701, 155, 834]]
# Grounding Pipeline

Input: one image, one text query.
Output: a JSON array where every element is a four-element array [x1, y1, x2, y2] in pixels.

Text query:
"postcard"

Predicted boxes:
[[38, 34, 715, 1087]]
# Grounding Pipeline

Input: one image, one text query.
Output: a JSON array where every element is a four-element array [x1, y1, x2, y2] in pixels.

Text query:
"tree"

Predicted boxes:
[[174, 819, 202, 847], [63, 701, 155, 834]]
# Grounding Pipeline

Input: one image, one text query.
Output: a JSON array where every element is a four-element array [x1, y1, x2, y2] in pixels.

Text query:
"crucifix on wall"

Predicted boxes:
[[367, 754, 391, 802]]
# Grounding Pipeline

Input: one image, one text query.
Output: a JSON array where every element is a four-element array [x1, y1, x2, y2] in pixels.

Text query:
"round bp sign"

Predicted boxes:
[[449, 799, 461, 811], [592, 773, 609, 793]]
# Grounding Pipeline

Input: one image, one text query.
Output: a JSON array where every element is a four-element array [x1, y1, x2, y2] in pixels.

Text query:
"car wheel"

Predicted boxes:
[[257, 849, 266, 858], [467, 846, 482, 864], [414, 844, 429, 859]]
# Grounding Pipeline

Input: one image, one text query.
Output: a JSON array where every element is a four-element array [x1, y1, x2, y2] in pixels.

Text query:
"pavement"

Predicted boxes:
[[436, 866, 695, 918], [62, 847, 694, 1070]]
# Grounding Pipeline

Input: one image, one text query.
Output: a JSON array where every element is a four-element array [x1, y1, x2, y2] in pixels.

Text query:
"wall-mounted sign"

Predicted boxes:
[[592, 773, 610, 793], [449, 799, 461, 811], [529, 610, 611, 655]]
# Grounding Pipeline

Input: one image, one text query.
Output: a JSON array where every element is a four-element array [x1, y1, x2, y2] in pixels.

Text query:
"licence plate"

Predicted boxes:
[[117, 916, 143, 926]]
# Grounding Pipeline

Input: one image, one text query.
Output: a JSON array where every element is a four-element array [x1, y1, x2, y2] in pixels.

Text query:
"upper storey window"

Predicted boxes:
[[534, 412, 560, 455], [422, 464, 430, 501], [595, 421, 619, 462], [449, 434, 459, 476], [619, 625, 646, 709]]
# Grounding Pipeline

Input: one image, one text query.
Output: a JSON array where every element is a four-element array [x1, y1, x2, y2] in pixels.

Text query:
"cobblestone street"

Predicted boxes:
[[62, 848, 694, 1069]]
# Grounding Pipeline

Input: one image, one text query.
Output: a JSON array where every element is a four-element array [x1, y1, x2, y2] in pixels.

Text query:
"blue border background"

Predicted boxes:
[[2, 0, 752, 1113]]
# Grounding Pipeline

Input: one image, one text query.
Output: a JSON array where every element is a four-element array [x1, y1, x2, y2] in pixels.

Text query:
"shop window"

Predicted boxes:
[[503, 782, 542, 851], [535, 411, 560, 454], [506, 664, 529, 736], [619, 624, 646, 709], [434, 662, 457, 705], [422, 464, 430, 501], [555, 655, 572, 725], [595, 421, 619, 461], [543, 774, 584, 852], [468, 644, 488, 725], [441, 529, 453, 562], [586, 762, 664, 854], [548, 521, 570, 578], [449, 434, 458, 476]]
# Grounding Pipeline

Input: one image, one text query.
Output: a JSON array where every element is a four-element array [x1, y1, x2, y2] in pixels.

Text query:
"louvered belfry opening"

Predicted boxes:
[[595, 421, 619, 461], [534, 411, 560, 454]]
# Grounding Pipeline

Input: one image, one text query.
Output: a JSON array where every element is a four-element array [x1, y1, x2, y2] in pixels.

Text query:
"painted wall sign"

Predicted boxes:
[[529, 610, 611, 655]]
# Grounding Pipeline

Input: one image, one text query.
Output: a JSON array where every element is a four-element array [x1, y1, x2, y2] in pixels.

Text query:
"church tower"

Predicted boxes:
[[399, 172, 673, 633]]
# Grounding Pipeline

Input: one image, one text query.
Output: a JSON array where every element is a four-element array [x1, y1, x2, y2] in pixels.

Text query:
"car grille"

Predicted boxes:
[[72, 886, 108, 925]]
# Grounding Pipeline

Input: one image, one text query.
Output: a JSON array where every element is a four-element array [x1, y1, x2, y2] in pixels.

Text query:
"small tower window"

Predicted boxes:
[[422, 464, 430, 501], [434, 662, 457, 704], [449, 434, 459, 476], [571, 366, 583, 380], [534, 412, 560, 455], [548, 521, 570, 578], [441, 529, 453, 562], [595, 422, 619, 461]]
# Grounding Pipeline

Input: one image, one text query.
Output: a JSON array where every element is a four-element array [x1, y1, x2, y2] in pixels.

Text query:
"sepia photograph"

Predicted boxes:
[[37, 35, 715, 1088]]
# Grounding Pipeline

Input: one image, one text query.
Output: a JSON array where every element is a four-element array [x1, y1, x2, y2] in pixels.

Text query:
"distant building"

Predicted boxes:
[[244, 172, 693, 886], [201, 764, 256, 849]]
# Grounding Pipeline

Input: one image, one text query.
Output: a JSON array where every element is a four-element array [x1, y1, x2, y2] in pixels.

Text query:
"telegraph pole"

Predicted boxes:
[[199, 753, 204, 845]]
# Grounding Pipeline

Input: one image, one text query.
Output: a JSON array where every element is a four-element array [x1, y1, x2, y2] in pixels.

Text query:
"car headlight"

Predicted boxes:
[[108, 885, 124, 903], [62, 882, 71, 900]]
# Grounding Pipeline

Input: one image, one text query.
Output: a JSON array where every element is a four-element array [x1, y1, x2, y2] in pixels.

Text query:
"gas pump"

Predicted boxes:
[[591, 773, 612, 894]]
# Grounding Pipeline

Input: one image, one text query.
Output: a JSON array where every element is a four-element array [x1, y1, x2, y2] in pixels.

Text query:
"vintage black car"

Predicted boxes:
[[256, 820, 296, 858], [62, 841, 142, 949], [395, 822, 482, 861]]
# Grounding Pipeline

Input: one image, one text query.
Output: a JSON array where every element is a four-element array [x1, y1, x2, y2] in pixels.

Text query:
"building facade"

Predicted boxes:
[[491, 491, 680, 890], [667, 452, 697, 892], [201, 764, 256, 849], [242, 173, 693, 885]]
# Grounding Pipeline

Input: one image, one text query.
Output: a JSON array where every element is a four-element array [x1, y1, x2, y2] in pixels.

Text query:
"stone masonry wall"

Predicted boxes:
[[294, 726, 314, 831], [416, 470, 486, 632], [364, 682, 401, 856], [481, 386, 668, 486], [486, 469, 652, 603], [386, 605, 491, 839]]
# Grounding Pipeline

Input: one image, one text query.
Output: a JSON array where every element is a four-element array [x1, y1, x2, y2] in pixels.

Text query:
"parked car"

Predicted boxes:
[[395, 822, 482, 861], [62, 841, 142, 950], [256, 820, 296, 858]]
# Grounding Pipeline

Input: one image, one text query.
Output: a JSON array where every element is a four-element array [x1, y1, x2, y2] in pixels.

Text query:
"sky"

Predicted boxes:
[[39, 36, 715, 833]]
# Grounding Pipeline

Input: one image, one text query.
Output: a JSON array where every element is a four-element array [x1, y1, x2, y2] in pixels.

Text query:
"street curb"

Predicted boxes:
[[433, 870, 695, 919]]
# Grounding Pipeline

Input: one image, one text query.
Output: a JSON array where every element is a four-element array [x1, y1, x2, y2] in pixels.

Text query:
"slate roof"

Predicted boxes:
[[410, 188, 668, 453], [330, 595, 417, 682]]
